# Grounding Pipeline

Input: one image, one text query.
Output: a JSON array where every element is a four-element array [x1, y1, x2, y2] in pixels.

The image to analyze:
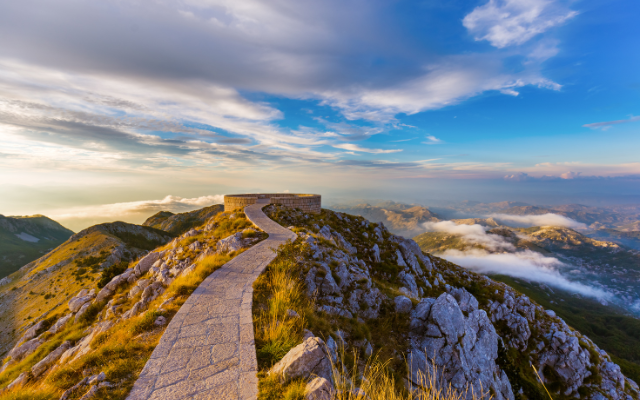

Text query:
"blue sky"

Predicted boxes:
[[0, 0, 639, 229]]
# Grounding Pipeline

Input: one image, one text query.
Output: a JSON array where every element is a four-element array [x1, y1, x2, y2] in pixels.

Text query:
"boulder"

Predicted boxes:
[[216, 233, 244, 254], [31, 340, 73, 378], [269, 337, 333, 383], [371, 244, 381, 263], [394, 295, 412, 314], [68, 289, 96, 312], [305, 377, 334, 400], [8, 337, 43, 362], [19, 320, 47, 343], [48, 313, 74, 334], [409, 293, 514, 400]]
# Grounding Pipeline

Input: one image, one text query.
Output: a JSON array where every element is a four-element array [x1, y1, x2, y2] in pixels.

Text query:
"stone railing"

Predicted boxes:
[[224, 193, 321, 214]]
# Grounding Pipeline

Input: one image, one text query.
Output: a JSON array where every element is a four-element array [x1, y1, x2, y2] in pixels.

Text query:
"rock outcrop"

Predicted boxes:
[[270, 337, 333, 383]]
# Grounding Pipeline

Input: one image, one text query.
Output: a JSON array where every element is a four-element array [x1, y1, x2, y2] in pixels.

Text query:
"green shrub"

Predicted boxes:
[[76, 301, 107, 325], [97, 261, 128, 288]]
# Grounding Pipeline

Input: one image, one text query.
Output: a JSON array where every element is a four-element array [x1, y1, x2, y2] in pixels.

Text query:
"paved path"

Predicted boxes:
[[127, 200, 296, 400]]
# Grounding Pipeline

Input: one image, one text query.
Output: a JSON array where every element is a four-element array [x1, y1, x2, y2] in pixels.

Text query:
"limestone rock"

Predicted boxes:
[[133, 251, 166, 276], [48, 313, 73, 334], [409, 293, 514, 400], [371, 244, 381, 263], [19, 320, 47, 344], [6, 371, 31, 391], [394, 295, 412, 314], [68, 289, 96, 312], [31, 340, 73, 378], [305, 377, 334, 400], [74, 301, 92, 323], [8, 337, 43, 362], [216, 233, 244, 253], [270, 337, 333, 383]]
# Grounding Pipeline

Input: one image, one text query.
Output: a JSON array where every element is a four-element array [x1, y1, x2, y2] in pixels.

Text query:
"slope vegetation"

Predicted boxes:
[[255, 206, 638, 400], [0, 209, 262, 399], [0, 222, 173, 360]]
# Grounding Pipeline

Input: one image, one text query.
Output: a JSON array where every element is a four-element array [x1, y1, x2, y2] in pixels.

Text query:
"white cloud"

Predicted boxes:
[[489, 213, 588, 229], [440, 248, 612, 300], [48, 195, 224, 231], [322, 55, 561, 120], [332, 143, 402, 154], [422, 220, 516, 251], [463, 0, 577, 48], [423, 135, 443, 145]]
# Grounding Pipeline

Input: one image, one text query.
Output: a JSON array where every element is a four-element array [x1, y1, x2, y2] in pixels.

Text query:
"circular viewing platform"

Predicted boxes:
[[224, 193, 321, 214]]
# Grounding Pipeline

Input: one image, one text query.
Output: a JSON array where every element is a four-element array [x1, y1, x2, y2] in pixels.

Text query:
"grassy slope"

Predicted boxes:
[[490, 275, 640, 384], [0, 231, 121, 358], [0, 211, 260, 399], [0, 223, 173, 359]]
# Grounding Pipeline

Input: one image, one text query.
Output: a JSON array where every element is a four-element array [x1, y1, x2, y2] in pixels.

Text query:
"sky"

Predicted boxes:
[[1, 0, 640, 230]]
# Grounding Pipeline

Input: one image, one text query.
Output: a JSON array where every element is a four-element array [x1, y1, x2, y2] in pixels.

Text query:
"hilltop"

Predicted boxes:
[[141, 204, 223, 235], [0, 221, 173, 359], [0, 215, 74, 280]]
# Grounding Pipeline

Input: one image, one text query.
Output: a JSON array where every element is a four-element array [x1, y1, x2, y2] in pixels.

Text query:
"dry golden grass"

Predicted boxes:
[[254, 241, 311, 370], [0, 212, 254, 399], [331, 350, 488, 400]]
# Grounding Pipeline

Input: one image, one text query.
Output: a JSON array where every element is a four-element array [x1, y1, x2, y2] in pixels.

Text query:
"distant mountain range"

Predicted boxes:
[[414, 219, 640, 313], [0, 215, 74, 279], [329, 201, 439, 238]]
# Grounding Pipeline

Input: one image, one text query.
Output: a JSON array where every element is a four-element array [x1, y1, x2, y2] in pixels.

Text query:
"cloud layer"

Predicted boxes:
[[423, 220, 515, 251], [441, 248, 611, 300], [422, 218, 609, 300], [490, 213, 587, 229], [49, 195, 224, 231]]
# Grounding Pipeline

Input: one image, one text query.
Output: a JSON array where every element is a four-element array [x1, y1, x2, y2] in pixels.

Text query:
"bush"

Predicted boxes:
[[76, 301, 107, 325], [97, 261, 128, 288]]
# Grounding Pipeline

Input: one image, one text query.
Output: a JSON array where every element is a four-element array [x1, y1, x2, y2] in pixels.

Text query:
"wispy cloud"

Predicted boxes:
[[48, 195, 224, 231], [489, 213, 587, 229], [583, 115, 640, 130], [423, 219, 611, 300], [423, 135, 443, 145], [332, 143, 402, 154]]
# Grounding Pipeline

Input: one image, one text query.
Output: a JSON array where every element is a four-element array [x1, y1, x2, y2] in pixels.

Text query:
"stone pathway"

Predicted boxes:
[[127, 200, 296, 400]]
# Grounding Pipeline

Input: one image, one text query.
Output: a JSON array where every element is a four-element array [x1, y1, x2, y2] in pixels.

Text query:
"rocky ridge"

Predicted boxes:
[[262, 205, 639, 400]]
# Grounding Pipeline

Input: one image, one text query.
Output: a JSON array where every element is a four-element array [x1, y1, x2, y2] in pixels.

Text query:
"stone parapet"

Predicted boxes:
[[224, 193, 321, 214]]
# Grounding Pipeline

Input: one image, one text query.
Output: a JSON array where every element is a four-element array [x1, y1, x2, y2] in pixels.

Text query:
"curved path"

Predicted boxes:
[[127, 200, 296, 400]]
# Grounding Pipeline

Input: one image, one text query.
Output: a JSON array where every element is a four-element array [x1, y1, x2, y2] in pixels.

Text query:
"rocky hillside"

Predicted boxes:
[[0, 215, 74, 279], [0, 221, 173, 360], [255, 206, 638, 400], [142, 204, 223, 235], [0, 209, 262, 399], [331, 202, 440, 238]]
